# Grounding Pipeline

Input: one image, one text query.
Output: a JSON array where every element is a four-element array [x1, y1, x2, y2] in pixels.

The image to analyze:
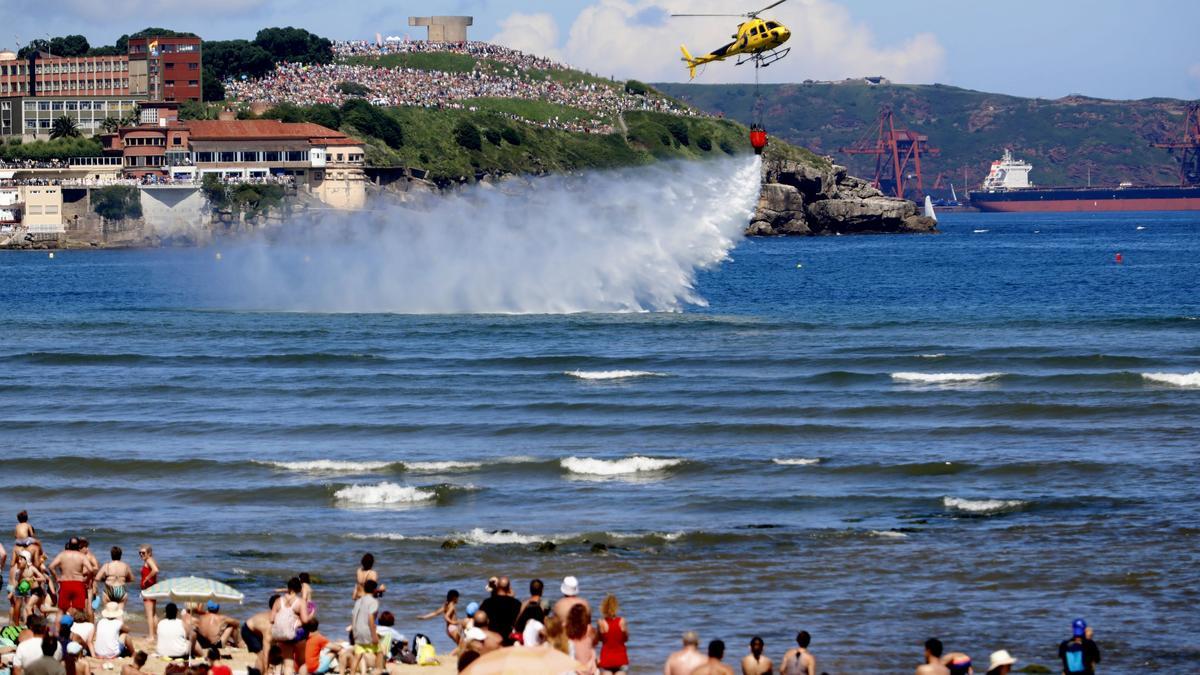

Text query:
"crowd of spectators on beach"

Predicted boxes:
[[0, 160, 72, 171], [224, 41, 699, 135], [1, 509, 1106, 675]]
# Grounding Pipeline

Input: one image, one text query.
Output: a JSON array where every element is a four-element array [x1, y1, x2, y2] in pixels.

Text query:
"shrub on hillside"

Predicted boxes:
[[337, 81, 371, 97], [454, 120, 483, 151], [719, 139, 737, 155], [697, 136, 712, 152], [484, 128, 502, 145], [666, 118, 690, 146], [500, 127, 523, 146], [625, 80, 649, 96], [340, 100, 404, 148]]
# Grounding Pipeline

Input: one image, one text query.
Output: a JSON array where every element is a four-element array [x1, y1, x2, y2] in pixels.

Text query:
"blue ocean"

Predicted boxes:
[[2, 201, 1198, 672]]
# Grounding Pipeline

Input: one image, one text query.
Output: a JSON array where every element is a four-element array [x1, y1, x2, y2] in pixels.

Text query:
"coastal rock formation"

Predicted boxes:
[[748, 156, 938, 236]]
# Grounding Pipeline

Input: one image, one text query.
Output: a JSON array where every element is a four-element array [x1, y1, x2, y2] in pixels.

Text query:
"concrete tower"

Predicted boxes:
[[407, 16, 474, 42]]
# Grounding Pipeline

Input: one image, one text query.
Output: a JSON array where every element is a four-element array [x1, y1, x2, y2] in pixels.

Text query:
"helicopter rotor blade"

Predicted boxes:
[[747, 0, 789, 18], [671, 13, 751, 17]]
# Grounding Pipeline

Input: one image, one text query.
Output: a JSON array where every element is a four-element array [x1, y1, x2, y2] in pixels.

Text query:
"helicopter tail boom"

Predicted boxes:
[[680, 44, 699, 79]]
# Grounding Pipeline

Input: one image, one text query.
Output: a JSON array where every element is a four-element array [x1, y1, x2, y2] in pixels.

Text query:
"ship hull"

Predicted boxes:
[[969, 186, 1200, 213]]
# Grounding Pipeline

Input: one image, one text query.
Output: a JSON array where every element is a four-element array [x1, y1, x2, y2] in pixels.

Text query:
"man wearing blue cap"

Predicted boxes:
[[1058, 619, 1100, 675], [195, 600, 242, 652]]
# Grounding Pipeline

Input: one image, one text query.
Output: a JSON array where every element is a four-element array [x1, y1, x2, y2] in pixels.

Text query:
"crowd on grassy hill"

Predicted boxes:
[[331, 39, 566, 74], [223, 40, 699, 135], [223, 61, 697, 135]]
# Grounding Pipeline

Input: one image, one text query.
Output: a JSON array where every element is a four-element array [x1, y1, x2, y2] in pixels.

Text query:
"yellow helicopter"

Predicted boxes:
[[676, 0, 793, 79]]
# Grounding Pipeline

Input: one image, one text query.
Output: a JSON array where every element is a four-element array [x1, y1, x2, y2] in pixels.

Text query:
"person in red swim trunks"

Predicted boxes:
[[49, 537, 97, 615]]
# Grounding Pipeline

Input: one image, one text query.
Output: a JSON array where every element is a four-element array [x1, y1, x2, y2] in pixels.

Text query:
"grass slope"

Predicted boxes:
[[655, 81, 1195, 189], [354, 105, 768, 182]]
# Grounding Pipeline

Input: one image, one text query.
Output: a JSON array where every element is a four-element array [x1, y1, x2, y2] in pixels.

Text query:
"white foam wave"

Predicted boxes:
[[346, 532, 415, 542], [604, 530, 686, 542], [772, 458, 821, 466], [943, 496, 1026, 514], [1141, 372, 1200, 388], [334, 482, 438, 506], [260, 459, 396, 473], [564, 370, 663, 380], [918, 353, 946, 359], [457, 528, 550, 545], [973, 229, 989, 233], [561, 456, 684, 476], [1136, 225, 1147, 230], [891, 372, 1004, 384], [405, 460, 483, 473], [870, 530, 908, 539], [231, 568, 250, 575]]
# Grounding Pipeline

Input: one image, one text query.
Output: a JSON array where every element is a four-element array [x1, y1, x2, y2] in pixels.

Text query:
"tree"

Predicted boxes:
[[49, 35, 90, 57], [625, 80, 649, 96], [500, 127, 523, 146], [17, 39, 49, 59], [340, 100, 403, 148], [454, 120, 483, 151], [202, 70, 226, 102], [203, 40, 275, 82], [262, 102, 305, 123], [253, 27, 332, 65], [305, 104, 342, 131], [336, 81, 371, 97], [92, 186, 142, 222], [50, 116, 80, 139], [101, 117, 121, 133]]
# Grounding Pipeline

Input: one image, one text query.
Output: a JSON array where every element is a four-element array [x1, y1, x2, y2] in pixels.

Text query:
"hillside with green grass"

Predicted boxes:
[[655, 81, 1197, 190]]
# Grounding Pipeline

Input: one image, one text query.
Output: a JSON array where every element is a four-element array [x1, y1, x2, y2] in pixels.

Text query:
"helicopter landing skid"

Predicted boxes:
[[735, 47, 791, 68]]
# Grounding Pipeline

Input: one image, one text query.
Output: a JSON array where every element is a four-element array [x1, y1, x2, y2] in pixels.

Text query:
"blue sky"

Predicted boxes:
[[7, 0, 1199, 100]]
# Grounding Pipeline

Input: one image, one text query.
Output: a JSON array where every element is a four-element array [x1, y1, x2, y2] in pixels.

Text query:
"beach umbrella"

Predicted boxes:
[[141, 577, 245, 605], [463, 646, 582, 675]]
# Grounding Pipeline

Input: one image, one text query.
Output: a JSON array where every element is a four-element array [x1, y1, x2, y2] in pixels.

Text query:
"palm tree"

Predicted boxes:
[[101, 117, 121, 133], [50, 115, 80, 139]]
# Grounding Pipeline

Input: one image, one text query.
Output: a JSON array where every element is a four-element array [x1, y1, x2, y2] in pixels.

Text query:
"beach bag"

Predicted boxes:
[[1063, 642, 1086, 673], [0, 625, 21, 643], [413, 635, 437, 666], [271, 599, 300, 641]]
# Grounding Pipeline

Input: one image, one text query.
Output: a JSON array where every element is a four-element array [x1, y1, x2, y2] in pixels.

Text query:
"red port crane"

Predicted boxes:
[[839, 106, 939, 201], [1151, 102, 1200, 186]]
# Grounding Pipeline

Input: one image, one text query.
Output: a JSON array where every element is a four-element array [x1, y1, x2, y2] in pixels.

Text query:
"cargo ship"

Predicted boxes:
[[968, 150, 1200, 212]]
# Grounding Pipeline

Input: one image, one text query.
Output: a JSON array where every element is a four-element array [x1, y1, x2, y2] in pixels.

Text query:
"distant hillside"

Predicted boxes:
[[655, 81, 1197, 191]]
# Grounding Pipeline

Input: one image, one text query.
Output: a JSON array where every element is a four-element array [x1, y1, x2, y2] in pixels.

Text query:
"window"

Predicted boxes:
[[219, 152, 236, 162], [188, 62, 199, 70], [165, 62, 175, 69], [195, 152, 214, 163], [52, 102, 63, 111], [336, 153, 344, 161], [264, 151, 282, 162], [286, 151, 306, 162], [173, 136, 182, 145], [38, 101, 50, 111], [188, 80, 198, 86]]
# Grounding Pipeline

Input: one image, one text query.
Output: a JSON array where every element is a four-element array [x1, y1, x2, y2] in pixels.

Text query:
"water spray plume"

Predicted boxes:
[[207, 157, 761, 314]]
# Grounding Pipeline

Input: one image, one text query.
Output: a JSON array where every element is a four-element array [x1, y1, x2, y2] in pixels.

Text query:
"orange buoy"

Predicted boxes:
[[1115, 252, 1123, 264], [749, 127, 768, 155]]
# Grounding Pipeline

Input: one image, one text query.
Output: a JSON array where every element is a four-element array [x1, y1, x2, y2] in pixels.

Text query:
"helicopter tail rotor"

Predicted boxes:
[[680, 44, 699, 80]]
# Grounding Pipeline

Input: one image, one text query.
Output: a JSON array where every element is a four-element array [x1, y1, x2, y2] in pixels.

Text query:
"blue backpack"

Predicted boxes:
[[1063, 641, 1086, 673]]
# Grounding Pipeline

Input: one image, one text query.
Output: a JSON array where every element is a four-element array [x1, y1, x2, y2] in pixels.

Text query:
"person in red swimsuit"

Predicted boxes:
[[139, 545, 160, 640], [597, 594, 630, 674], [49, 537, 96, 614]]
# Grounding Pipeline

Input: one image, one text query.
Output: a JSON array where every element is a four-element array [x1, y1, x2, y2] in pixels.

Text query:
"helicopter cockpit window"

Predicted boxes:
[[765, 22, 780, 29]]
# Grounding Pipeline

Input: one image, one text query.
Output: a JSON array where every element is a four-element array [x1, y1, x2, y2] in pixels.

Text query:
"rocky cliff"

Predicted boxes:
[[749, 154, 937, 236]]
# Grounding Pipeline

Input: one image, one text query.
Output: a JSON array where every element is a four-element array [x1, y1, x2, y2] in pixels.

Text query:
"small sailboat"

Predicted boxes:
[[923, 195, 938, 222]]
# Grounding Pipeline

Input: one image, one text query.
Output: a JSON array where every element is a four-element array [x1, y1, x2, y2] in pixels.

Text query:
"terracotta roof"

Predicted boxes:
[[185, 120, 360, 145]]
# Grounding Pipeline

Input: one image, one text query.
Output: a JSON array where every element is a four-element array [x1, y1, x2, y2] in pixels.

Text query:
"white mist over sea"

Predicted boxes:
[[208, 157, 761, 313]]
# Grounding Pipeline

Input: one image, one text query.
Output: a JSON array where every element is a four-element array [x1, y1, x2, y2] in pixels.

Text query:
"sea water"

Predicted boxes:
[[1, 207, 1198, 672]]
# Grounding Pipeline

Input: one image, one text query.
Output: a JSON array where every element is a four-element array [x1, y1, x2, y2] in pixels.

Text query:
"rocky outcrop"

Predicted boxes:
[[749, 155, 937, 236]]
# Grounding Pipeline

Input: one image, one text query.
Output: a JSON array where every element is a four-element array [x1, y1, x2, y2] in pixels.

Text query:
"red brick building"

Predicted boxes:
[[128, 37, 203, 103]]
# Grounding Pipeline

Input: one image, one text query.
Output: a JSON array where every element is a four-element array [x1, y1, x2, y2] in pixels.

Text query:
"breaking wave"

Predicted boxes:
[[1141, 371, 1200, 388], [892, 372, 1005, 384], [259, 459, 399, 474], [561, 456, 685, 477], [772, 458, 822, 466], [333, 482, 439, 506], [565, 370, 664, 380], [942, 496, 1027, 515], [204, 157, 762, 314], [405, 461, 484, 473]]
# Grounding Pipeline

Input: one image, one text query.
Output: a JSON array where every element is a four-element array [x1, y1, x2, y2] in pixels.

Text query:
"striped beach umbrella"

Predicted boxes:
[[141, 576, 245, 605]]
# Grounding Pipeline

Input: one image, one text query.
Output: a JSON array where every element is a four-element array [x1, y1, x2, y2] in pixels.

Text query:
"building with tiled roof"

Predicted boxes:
[[105, 104, 366, 209]]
